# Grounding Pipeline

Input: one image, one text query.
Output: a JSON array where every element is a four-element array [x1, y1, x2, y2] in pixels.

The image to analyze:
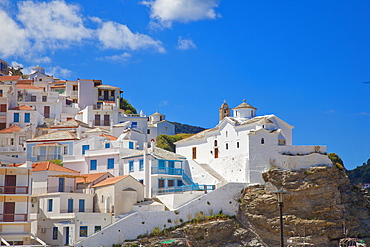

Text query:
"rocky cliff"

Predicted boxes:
[[238, 165, 370, 246], [122, 165, 370, 247]]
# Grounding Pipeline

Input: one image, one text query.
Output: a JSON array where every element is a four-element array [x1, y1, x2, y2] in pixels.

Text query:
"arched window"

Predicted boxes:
[[261, 138, 265, 144], [214, 140, 218, 147]]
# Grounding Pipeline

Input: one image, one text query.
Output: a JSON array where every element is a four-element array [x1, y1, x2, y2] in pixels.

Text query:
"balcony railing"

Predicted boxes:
[[0, 214, 28, 222], [151, 167, 183, 176], [0, 147, 25, 152], [98, 96, 115, 102], [93, 120, 110, 126], [36, 154, 62, 161], [0, 186, 28, 194], [93, 104, 114, 110], [60, 209, 93, 213], [152, 184, 215, 196]]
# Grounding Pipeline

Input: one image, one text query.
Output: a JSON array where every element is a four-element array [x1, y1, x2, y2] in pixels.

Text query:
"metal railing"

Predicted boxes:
[[60, 209, 93, 213], [0, 186, 29, 194], [36, 154, 62, 161], [0, 214, 28, 222], [98, 96, 115, 102], [151, 167, 183, 175], [0, 147, 25, 152], [182, 173, 196, 185], [93, 120, 110, 126], [152, 184, 215, 196]]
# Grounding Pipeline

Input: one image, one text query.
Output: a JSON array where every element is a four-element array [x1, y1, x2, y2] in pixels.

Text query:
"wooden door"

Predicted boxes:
[[5, 175, 16, 194], [44, 106, 50, 118], [4, 202, 15, 222], [214, 148, 219, 159], [104, 114, 110, 126], [95, 114, 100, 126]]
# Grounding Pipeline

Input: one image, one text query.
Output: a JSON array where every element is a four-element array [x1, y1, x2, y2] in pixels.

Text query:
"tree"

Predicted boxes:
[[328, 153, 345, 170], [119, 98, 137, 114], [156, 134, 193, 152]]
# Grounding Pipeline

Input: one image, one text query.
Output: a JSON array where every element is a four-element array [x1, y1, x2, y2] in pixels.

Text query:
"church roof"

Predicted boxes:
[[27, 130, 78, 142], [233, 100, 257, 110]]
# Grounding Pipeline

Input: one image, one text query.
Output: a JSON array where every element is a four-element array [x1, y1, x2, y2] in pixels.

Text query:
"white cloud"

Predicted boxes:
[[159, 100, 169, 106], [143, 0, 220, 28], [10, 61, 23, 69], [359, 112, 370, 116], [325, 109, 335, 114], [177, 36, 197, 50], [99, 53, 132, 63], [47, 66, 72, 78], [96, 21, 165, 53]]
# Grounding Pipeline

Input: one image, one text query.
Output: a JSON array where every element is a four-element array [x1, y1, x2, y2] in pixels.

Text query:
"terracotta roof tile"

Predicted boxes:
[[0, 125, 23, 133], [10, 105, 34, 111], [92, 175, 129, 188], [76, 172, 109, 184], [51, 119, 90, 129], [16, 84, 43, 90], [32, 161, 79, 173], [34, 143, 61, 146], [17, 80, 32, 84], [0, 76, 21, 81], [100, 134, 118, 141]]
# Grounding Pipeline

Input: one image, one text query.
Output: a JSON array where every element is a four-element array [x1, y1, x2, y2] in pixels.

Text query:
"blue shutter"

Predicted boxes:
[[25, 113, 30, 122], [82, 145, 90, 155], [90, 160, 97, 170], [105, 143, 110, 148], [129, 141, 134, 149], [107, 158, 114, 169], [79, 199, 85, 212], [129, 161, 134, 172], [139, 159, 144, 171], [14, 113, 19, 122], [68, 199, 73, 213], [48, 199, 53, 212]]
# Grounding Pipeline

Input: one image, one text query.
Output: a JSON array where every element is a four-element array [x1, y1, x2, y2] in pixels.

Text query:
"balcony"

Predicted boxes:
[[93, 120, 110, 126], [152, 184, 215, 196], [93, 104, 114, 110], [98, 96, 115, 102], [60, 209, 93, 213], [151, 167, 183, 176], [36, 154, 62, 161], [0, 147, 25, 152], [0, 214, 28, 222], [0, 186, 28, 194]]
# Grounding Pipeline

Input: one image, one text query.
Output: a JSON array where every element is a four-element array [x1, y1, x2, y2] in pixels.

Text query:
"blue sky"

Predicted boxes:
[[0, 0, 369, 170]]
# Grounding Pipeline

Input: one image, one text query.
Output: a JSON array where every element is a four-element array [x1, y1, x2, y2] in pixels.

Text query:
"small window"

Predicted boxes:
[[168, 179, 174, 187], [139, 159, 144, 171], [261, 138, 265, 144], [226, 131, 228, 137], [214, 140, 218, 147], [111, 91, 115, 97], [237, 142, 240, 148], [107, 158, 114, 169], [52, 227, 58, 240], [129, 160, 134, 172], [19, 136, 26, 145], [129, 141, 134, 149], [48, 199, 53, 212], [101, 195, 104, 203], [139, 179, 144, 184], [82, 145, 89, 155], [79, 199, 85, 212], [158, 179, 165, 188], [24, 113, 30, 123], [80, 226, 88, 237], [63, 145, 68, 155], [14, 113, 19, 122], [72, 85, 78, 91], [90, 160, 97, 170], [94, 226, 101, 233], [226, 143, 229, 150], [42, 96, 47, 102], [105, 143, 110, 148], [177, 180, 183, 186], [192, 147, 197, 159], [0, 104, 6, 112], [147, 129, 150, 134]]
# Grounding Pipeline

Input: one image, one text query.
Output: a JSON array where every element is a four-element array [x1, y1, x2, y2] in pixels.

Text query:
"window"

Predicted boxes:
[[168, 161, 174, 168], [192, 147, 197, 159], [139, 179, 144, 184], [48, 199, 53, 212], [14, 113, 19, 122], [129, 160, 134, 172], [214, 148, 219, 159], [52, 227, 58, 240], [158, 160, 165, 168], [90, 160, 97, 170], [72, 85, 78, 91], [10, 138, 14, 145], [42, 96, 47, 102], [63, 145, 68, 155], [24, 113, 30, 123], [237, 142, 240, 148], [158, 179, 165, 188], [168, 179, 174, 187], [19, 136, 26, 145], [107, 158, 114, 169], [80, 226, 88, 237], [0, 89, 2, 97], [0, 104, 6, 112], [68, 199, 73, 213], [139, 159, 144, 171], [79, 199, 85, 212], [131, 122, 137, 128], [261, 138, 265, 144], [82, 145, 89, 155], [94, 226, 101, 233], [147, 129, 150, 134], [177, 180, 183, 186], [105, 143, 110, 148], [214, 140, 218, 147], [226, 143, 229, 150], [226, 131, 228, 137], [128, 141, 134, 149]]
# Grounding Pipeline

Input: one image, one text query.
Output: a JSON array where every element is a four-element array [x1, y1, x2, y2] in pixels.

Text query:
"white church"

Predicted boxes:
[[175, 100, 332, 187]]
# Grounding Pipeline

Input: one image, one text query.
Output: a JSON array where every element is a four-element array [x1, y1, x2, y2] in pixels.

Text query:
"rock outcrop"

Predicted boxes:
[[238, 165, 370, 246]]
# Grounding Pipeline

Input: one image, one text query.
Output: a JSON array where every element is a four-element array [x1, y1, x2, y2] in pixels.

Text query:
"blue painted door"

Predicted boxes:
[[58, 177, 65, 192], [65, 227, 69, 245], [67, 199, 73, 213]]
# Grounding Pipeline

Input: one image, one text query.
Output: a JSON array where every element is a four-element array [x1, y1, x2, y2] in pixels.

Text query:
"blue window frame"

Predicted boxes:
[[158, 160, 165, 168], [80, 226, 88, 237], [48, 199, 53, 212], [129, 160, 134, 172], [131, 122, 137, 128], [68, 199, 73, 213], [139, 159, 144, 171], [90, 160, 97, 170], [105, 143, 110, 148], [168, 161, 174, 168], [58, 177, 65, 192], [177, 179, 183, 186], [107, 158, 114, 169], [52, 227, 58, 240], [82, 145, 89, 155], [25, 113, 30, 122], [14, 113, 19, 122], [79, 199, 85, 212], [128, 141, 134, 149]]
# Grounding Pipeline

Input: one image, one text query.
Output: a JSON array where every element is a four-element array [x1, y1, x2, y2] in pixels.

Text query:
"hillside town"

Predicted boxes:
[[0, 58, 348, 246]]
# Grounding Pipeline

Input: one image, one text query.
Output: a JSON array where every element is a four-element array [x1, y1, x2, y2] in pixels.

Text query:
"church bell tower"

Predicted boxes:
[[219, 100, 230, 121]]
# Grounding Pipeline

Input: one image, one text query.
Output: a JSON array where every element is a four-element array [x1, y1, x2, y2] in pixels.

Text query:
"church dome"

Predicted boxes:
[[232, 100, 257, 119], [233, 100, 257, 110]]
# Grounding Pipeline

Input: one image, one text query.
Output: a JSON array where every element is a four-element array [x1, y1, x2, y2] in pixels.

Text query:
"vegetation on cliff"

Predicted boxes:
[[347, 159, 370, 185], [169, 122, 206, 134], [119, 98, 137, 114], [156, 134, 193, 152]]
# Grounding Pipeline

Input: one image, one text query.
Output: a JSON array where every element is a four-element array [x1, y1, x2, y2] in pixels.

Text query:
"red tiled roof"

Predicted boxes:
[[100, 134, 118, 141], [10, 105, 34, 111], [0, 76, 21, 81], [0, 125, 22, 133], [17, 80, 32, 84], [92, 175, 129, 188], [8, 163, 24, 167], [50, 85, 65, 88], [32, 161, 79, 173], [34, 143, 60, 146], [76, 172, 109, 184], [16, 84, 43, 90]]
